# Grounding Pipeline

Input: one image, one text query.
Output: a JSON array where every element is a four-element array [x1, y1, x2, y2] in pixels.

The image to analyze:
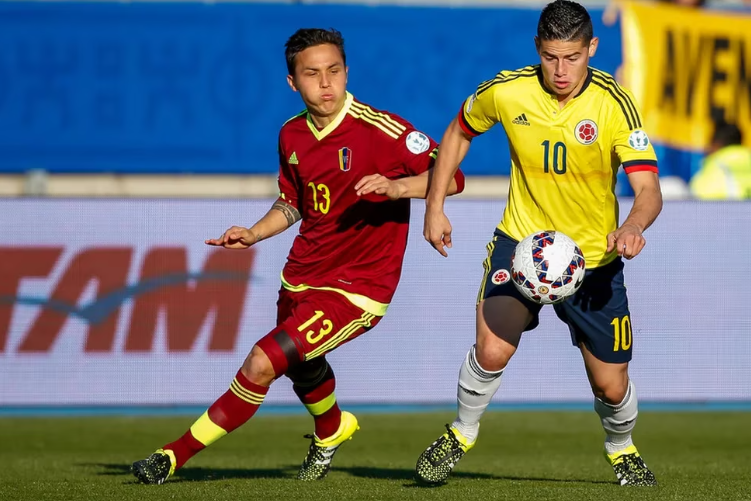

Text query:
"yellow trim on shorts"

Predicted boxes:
[[280, 272, 388, 317], [476, 237, 496, 305]]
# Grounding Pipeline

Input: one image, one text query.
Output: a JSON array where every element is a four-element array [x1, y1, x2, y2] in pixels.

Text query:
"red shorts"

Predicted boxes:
[[256, 288, 381, 374]]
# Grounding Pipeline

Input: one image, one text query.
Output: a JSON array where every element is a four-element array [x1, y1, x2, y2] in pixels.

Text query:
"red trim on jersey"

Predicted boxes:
[[457, 107, 480, 137], [624, 164, 659, 174], [622, 159, 659, 174]]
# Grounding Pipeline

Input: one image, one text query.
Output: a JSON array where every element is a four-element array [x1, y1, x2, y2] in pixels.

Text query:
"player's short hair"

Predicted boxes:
[[712, 121, 743, 147], [537, 0, 593, 44], [285, 28, 346, 75]]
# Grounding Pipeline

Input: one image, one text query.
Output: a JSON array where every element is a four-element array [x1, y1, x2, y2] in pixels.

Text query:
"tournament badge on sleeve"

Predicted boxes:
[[339, 147, 352, 172]]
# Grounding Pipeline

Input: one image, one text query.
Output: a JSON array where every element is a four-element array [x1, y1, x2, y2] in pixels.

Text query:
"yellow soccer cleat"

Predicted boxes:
[[131, 449, 176, 485], [415, 424, 475, 484], [297, 411, 359, 481], [605, 445, 658, 486]]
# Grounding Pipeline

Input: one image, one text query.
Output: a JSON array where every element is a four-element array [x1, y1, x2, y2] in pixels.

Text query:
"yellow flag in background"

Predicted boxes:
[[620, 2, 751, 151]]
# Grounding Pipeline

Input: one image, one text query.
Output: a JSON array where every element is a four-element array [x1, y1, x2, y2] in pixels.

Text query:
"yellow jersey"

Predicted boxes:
[[690, 145, 751, 200], [460, 65, 658, 268]]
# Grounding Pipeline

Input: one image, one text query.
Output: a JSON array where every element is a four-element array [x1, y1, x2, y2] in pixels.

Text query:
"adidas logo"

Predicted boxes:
[[512, 113, 530, 126], [288, 152, 299, 165]]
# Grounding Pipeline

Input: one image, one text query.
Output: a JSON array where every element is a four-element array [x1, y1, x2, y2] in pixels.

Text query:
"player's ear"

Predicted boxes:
[[286, 74, 298, 93], [588, 37, 599, 58], [534, 36, 541, 54], [345, 66, 349, 84]]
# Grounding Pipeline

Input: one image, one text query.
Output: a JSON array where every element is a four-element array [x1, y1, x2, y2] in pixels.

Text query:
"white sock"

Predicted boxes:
[[451, 345, 504, 444], [594, 379, 638, 455]]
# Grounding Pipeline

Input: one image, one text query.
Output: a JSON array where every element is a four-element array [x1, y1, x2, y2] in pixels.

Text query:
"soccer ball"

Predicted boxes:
[[511, 231, 586, 305]]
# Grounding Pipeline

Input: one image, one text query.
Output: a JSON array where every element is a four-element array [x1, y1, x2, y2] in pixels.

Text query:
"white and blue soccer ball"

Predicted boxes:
[[511, 230, 586, 305]]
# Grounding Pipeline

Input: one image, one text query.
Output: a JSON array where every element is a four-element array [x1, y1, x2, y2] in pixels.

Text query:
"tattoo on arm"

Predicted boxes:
[[272, 200, 302, 226]]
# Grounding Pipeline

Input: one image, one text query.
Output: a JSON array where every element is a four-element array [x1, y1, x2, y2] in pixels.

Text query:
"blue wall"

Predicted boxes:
[[0, 2, 626, 176]]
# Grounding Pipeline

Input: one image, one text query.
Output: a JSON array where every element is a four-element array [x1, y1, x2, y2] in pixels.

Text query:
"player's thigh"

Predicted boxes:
[[258, 289, 379, 373], [475, 229, 540, 368], [477, 296, 535, 370], [554, 258, 633, 364]]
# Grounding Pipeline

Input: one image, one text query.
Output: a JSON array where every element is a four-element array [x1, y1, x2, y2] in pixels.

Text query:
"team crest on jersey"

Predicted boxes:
[[338, 147, 352, 172], [491, 269, 510, 285], [575, 119, 598, 145]]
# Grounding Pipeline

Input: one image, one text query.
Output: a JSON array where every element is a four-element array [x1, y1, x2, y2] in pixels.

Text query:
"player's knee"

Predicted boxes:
[[286, 356, 328, 385], [240, 345, 277, 386], [474, 335, 514, 372], [591, 372, 629, 404]]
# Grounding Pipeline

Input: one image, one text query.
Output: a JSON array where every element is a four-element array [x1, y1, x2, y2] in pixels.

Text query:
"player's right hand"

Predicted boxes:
[[205, 226, 256, 249], [424, 208, 453, 257]]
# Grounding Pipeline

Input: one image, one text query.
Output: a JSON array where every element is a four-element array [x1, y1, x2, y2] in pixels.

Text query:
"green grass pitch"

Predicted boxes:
[[1, 411, 748, 501]]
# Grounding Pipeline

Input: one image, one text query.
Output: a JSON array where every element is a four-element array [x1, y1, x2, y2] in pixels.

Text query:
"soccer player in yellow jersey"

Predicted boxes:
[[415, 0, 663, 487]]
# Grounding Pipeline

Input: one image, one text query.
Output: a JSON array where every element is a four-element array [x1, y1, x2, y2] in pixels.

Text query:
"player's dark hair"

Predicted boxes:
[[537, 0, 593, 44], [712, 121, 743, 147], [285, 28, 346, 75]]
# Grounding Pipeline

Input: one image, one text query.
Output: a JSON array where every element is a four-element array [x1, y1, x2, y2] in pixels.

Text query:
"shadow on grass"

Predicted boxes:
[[88, 463, 615, 486]]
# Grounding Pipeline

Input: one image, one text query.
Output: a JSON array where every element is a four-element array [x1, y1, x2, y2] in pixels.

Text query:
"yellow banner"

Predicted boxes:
[[620, 2, 751, 151]]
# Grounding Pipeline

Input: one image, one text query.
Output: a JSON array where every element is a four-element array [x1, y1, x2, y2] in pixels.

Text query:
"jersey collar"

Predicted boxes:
[[306, 92, 354, 141]]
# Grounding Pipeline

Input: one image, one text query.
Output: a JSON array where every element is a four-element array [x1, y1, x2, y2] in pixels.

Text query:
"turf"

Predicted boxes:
[[0, 411, 747, 501]]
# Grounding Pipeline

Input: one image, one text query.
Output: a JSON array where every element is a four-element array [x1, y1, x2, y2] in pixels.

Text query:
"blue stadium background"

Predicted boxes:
[[0, 2, 635, 178]]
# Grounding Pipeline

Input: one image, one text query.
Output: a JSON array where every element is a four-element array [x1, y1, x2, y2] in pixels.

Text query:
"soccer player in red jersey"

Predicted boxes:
[[131, 28, 465, 484]]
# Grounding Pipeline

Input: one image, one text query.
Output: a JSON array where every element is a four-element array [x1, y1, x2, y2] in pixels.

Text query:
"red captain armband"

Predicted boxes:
[[457, 105, 481, 137], [453, 169, 466, 194], [622, 160, 659, 174]]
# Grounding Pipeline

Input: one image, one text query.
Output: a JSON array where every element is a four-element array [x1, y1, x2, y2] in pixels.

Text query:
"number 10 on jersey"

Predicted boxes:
[[541, 140, 567, 174]]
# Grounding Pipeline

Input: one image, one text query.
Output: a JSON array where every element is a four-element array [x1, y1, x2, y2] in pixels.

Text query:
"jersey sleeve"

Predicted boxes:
[[457, 75, 504, 137], [610, 87, 659, 174], [276, 133, 301, 209], [375, 118, 465, 194]]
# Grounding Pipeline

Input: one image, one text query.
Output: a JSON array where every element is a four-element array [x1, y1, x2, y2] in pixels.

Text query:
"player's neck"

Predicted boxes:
[[308, 100, 347, 130]]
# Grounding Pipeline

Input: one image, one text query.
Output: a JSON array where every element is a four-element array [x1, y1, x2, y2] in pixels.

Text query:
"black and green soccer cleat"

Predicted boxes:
[[297, 411, 359, 481], [605, 445, 658, 486], [415, 424, 475, 484], [131, 449, 175, 485]]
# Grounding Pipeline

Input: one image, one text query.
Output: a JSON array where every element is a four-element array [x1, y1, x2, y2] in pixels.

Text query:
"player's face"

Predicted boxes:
[[287, 44, 348, 120], [535, 37, 598, 98]]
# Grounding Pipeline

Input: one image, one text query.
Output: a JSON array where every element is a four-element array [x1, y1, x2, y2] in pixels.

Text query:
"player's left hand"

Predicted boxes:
[[606, 223, 645, 260], [355, 174, 406, 201]]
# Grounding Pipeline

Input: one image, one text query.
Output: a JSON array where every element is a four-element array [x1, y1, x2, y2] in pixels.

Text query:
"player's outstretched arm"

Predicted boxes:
[[354, 168, 464, 201], [424, 117, 473, 257], [205, 200, 301, 249], [606, 171, 662, 259]]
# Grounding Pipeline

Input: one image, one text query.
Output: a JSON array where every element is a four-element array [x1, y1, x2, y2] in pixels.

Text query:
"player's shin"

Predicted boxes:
[[290, 358, 342, 440], [163, 370, 269, 469], [453, 345, 504, 443], [594, 379, 638, 454]]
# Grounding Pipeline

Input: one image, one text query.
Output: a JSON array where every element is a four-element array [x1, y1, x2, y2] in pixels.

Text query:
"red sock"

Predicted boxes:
[[164, 370, 268, 470], [293, 364, 342, 440]]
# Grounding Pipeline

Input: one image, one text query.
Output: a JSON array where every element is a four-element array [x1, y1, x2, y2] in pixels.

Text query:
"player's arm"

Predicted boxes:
[[205, 201, 300, 249], [425, 84, 501, 256], [608, 90, 663, 259], [206, 135, 302, 249], [355, 144, 466, 200], [355, 166, 465, 200]]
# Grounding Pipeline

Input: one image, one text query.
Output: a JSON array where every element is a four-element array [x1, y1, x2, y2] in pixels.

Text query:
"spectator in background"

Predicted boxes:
[[690, 121, 751, 199]]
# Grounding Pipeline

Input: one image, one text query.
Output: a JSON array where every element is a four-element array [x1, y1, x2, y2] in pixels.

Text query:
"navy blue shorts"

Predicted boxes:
[[478, 229, 633, 364]]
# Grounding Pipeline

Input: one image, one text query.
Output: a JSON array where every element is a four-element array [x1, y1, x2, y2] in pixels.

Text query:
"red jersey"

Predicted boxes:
[[276, 93, 463, 316]]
